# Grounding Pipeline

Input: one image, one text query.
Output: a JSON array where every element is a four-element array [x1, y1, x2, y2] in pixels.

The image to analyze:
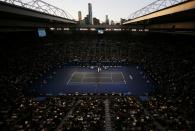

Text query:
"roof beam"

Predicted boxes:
[[124, 0, 195, 24]]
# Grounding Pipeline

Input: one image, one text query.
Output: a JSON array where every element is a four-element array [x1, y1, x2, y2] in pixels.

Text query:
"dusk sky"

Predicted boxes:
[[43, 0, 154, 22]]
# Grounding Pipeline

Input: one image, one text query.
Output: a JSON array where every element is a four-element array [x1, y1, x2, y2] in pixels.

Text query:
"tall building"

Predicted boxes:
[[78, 11, 82, 21], [111, 20, 115, 25], [120, 18, 126, 25], [88, 3, 93, 25], [93, 18, 100, 25], [106, 15, 109, 25], [85, 15, 89, 25]]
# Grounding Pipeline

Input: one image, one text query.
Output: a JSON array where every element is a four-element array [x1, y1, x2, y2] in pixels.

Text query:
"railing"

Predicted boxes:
[[128, 0, 188, 20], [0, 0, 74, 19]]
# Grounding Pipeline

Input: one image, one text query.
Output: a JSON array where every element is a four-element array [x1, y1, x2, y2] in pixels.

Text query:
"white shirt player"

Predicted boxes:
[[98, 67, 101, 72]]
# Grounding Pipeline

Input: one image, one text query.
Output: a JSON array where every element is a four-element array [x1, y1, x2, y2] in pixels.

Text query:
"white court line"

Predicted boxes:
[[84, 76, 111, 78], [81, 72, 86, 84], [111, 72, 114, 84], [70, 82, 125, 85], [66, 71, 76, 85], [120, 72, 126, 84], [129, 74, 133, 80]]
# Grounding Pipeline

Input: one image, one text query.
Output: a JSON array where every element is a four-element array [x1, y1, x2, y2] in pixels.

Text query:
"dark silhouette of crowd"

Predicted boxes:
[[0, 31, 194, 130]]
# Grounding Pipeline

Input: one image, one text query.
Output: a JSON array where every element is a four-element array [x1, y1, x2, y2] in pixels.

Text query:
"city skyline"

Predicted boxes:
[[42, 0, 154, 22], [78, 3, 109, 25]]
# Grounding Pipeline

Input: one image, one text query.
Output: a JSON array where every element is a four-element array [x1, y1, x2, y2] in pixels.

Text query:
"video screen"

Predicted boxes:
[[97, 29, 104, 34], [38, 28, 46, 37]]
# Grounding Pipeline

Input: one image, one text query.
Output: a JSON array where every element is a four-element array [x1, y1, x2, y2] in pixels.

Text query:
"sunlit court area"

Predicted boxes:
[[0, 0, 195, 130]]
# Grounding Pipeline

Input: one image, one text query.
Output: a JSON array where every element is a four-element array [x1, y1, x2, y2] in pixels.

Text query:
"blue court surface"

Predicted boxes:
[[30, 65, 156, 96]]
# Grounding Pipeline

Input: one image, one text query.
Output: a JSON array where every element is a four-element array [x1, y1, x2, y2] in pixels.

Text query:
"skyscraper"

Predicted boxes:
[[88, 3, 93, 25], [111, 20, 115, 25], [78, 11, 82, 21], [120, 18, 126, 25], [84, 15, 89, 25], [93, 18, 100, 25], [106, 15, 109, 25]]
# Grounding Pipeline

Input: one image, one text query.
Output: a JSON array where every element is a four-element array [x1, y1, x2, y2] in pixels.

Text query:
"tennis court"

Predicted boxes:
[[67, 71, 126, 85]]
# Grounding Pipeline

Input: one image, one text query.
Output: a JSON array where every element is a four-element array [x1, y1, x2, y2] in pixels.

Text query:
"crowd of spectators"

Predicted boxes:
[[127, 33, 195, 130], [110, 95, 154, 130], [61, 96, 105, 131], [0, 31, 194, 130]]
